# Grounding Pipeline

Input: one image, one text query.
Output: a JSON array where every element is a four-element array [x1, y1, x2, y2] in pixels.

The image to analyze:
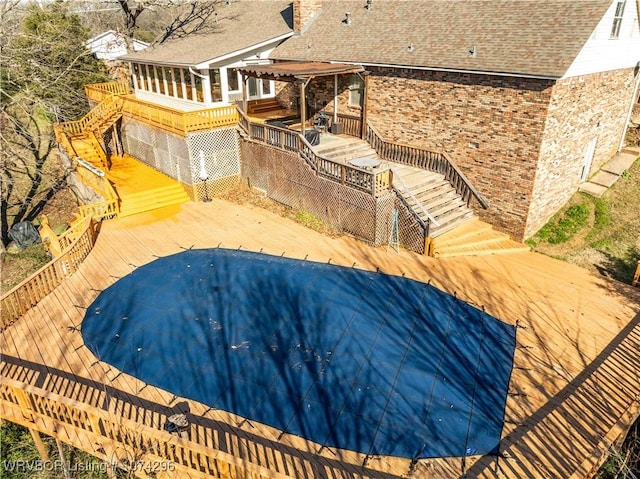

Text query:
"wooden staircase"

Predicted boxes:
[[57, 96, 191, 219], [391, 164, 476, 237], [313, 135, 379, 163], [69, 132, 108, 168], [117, 184, 191, 217], [430, 219, 530, 258], [313, 134, 528, 257]]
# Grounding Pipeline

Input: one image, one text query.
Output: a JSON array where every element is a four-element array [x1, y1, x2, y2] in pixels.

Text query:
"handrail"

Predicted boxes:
[[84, 81, 129, 103], [365, 123, 489, 209], [237, 109, 391, 197], [75, 161, 120, 221], [56, 94, 122, 137], [0, 216, 97, 328], [391, 168, 439, 230], [0, 377, 286, 479], [120, 96, 239, 136]]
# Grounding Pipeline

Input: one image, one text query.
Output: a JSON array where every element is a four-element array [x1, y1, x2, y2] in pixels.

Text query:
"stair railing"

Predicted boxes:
[[390, 169, 438, 239], [365, 123, 489, 209], [237, 109, 391, 197], [56, 94, 122, 138]]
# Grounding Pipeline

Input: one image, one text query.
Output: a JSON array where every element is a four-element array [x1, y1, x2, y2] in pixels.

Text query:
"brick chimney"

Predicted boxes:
[[292, 0, 324, 32]]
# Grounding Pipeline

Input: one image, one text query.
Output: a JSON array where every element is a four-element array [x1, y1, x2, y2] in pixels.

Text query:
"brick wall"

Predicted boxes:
[[526, 68, 637, 237], [365, 68, 555, 240]]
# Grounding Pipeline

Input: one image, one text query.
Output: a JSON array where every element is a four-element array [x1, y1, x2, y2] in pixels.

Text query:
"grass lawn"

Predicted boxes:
[[527, 156, 640, 285]]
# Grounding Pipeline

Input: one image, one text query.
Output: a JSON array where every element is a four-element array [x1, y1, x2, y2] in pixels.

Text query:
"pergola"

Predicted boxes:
[[237, 62, 367, 135]]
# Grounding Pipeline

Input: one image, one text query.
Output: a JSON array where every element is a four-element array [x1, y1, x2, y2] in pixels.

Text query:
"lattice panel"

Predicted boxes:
[[187, 128, 241, 182], [241, 141, 400, 247], [188, 175, 242, 201], [395, 197, 426, 254], [121, 118, 193, 185]]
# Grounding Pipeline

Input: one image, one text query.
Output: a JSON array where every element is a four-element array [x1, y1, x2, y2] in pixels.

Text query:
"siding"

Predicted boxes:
[[563, 0, 640, 78]]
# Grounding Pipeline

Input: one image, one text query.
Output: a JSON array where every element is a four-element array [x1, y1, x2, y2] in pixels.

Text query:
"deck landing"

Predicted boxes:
[[2, 200, 639, 478]]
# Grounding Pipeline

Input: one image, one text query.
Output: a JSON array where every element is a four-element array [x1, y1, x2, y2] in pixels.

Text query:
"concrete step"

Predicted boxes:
[[578, 182, 608, 198]]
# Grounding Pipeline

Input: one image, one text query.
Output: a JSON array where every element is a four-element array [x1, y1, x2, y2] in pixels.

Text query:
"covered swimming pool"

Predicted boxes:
[[82, 248, 516, 459]]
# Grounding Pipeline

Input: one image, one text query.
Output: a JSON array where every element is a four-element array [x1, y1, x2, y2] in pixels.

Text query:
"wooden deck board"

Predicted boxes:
[[2, 199, 639, 478]]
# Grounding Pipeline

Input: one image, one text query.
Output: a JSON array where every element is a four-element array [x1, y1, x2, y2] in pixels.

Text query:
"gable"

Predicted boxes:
[[563, 0, 640, 77], [272, 0, 613, 78]]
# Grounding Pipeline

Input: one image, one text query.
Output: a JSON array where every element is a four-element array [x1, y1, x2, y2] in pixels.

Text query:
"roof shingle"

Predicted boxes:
[[122, 0, 293, 66], [271, 0, 613, 78]]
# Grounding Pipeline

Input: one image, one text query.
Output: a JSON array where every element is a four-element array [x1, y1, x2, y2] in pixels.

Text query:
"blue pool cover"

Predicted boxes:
[[82, 249, 516, 459]]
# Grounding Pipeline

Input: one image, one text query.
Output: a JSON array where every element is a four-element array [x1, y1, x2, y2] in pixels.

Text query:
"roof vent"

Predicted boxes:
[[469, 45, 477, 57], [366, 0, 373, 10], [344, 12, 351, 25]]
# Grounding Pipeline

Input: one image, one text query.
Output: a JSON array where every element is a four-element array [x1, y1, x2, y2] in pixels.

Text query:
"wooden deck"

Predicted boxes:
[[2, 199, 639, 478]]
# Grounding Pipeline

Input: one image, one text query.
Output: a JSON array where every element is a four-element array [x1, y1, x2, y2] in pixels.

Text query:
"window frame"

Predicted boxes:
[[610, 0, 626, 39]]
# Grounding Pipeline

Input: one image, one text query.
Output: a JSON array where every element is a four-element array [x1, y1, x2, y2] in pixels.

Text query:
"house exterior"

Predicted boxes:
[[80, 0, 640, 248], [120, 1, 294, 108], [85, 30, 148, 60], [272, 0, 640, 240]]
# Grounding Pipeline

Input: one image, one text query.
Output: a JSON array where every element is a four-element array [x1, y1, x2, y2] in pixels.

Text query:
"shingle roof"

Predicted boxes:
[[271, 0, 613, 78], [122, 0, 293, 66]]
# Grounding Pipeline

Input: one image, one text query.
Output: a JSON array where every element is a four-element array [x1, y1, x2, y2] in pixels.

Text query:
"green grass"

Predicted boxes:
[[534, 201, 590, 244]]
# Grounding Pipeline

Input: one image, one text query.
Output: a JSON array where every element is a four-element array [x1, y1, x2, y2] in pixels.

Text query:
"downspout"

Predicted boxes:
[[619, 60, 640, 151]]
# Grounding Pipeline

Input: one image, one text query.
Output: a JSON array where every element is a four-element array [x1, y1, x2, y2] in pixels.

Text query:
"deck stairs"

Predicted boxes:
[[313, 134, 529, 257], [430, 219, 530, 258], [116, 183, 191, 217], [58, 97, 191, 218], [314, 136, 474, 236]]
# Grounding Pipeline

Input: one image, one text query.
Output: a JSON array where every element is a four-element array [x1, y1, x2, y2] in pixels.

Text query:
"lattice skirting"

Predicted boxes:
[[120, 117, 241, 200], [241, 141, 413, 248]]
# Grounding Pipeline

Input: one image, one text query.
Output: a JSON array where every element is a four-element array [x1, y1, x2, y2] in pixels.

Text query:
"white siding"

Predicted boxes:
[[563, 0, 640, 78]]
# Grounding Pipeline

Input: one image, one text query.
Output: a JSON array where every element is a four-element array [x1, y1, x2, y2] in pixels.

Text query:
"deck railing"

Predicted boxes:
[[335, 112, 363, 138], [75, 162, 120, 221], [85, 81, 130, 104], [238, 111, 391, 197], [365, 123, 489, 209], [56, 94, 123, 137], [120, 97, 239, 136], [0, 377, 283, 479], [1, 216, 97, 328]]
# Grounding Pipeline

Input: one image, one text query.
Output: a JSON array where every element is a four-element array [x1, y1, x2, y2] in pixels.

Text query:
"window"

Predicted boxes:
[[132, 63, 143, 90], [610, 0, 626, 38], [262, 79, 272, 96], [184, 70, 193, 100], [174, 68, 184, 98], [226, 68, 239, 91], [210, 69, 222, 102], [349, 75, 364, 107]]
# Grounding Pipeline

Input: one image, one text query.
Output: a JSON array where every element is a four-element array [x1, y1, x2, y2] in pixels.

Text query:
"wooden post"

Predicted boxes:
[[29, 428, 50, 462], [56, 439, 71, 479], [633, 260, 640, 287], [361, 71, 370, 140], [298, 78, 307, 136], [242, 74, 248, 113]]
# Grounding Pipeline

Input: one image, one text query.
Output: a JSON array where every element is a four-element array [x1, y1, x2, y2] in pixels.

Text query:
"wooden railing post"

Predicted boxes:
[[29, 428, 51, 462]]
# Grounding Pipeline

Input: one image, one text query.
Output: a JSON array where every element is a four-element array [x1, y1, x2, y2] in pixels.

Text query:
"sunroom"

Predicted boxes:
[[120, 0, 294, 111]]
